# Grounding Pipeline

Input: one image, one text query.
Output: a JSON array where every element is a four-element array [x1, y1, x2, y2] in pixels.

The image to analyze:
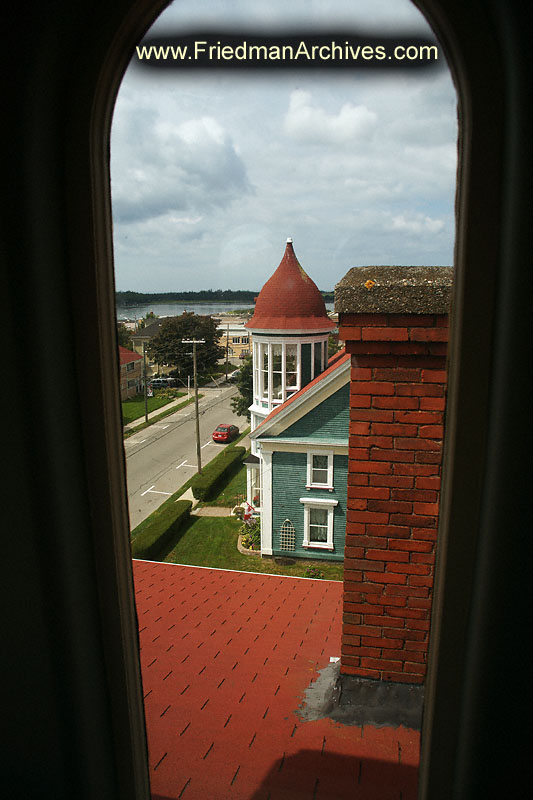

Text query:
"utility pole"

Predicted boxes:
[[143, 342, 149, 424], [225, 322, 229, 381], [182, 338, 205, 474]]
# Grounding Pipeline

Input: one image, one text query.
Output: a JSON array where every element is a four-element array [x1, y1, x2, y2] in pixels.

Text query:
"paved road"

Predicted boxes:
[[124, 386, 246, 529]]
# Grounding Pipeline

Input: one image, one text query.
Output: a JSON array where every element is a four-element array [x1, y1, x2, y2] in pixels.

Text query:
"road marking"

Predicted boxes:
[[141, 485, 172, 496], [201, 441, 213, 449], [176, 461, 198, 470]]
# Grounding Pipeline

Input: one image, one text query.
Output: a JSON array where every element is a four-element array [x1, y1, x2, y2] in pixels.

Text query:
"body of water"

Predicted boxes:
[[117, 301, 334, 320]]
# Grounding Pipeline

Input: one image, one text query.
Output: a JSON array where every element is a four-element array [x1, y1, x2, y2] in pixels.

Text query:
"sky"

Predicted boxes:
[[110, 0, 458, 293]]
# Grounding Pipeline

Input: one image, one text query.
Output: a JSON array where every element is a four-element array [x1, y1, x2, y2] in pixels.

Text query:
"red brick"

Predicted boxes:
[[404, 661, 426, 674], [371, 422, 418, 436], [394, 540, 434, 553], [409, 619, 431, 631], [366, 549, 409, 563], [386, 563, 431, 575], [343, 624, 382, 637], [343, 569, 364, 582], [347, 510, 389, 524], [373, 368, 421, 381], [394, 410, 442, 424], [338, 325, 361, 341], [384, 628, 425, 642], [386, 585, 429, 598], [342, 666, 381, 679], [344, 546, 365, 559], [349, 421, 371, 435], [411, 553, 435, 564], [351, 435, 393, 448], [395, 649, 426, 663], [350, 394, 372, 408], [373, 594, 407, 608], [349, 486, 390, 500], [373, 396, 419, 410], [366, 571, 407, 585], [369, 475, 414, 488], [408, 597, 433, 610], [395, 437, 441, 451], [416, 476, 441, 490], [345, 603, 384, 616], [352, 381, 395, 395], [351, 367, 372, 380], [411, 528, 437, 541], [393, 463, 438, 476], [406, 640, 428, 651], [390, 513, 436, 527], [409, 575, 434, 587], [391, 488, 437, 502], [421, 369, 447, 383], [420, 397, 446, 411], [436, 316, 448, 327], [349, 474, 369, 486], [361, 657, 403, 671], [363, 636, 403, 649], [345, 313, 389, 326], [410, 328, 448, 342], [420, 425, 444, 438], [415, 451, 442, 464], [348, 460, 393, 475], [370, 449, 415, 463], [362, 327, 409, 341], [396, 383, 444, 397], [413, 501, 439, 515], [365, 614, 404, 628], [366, 524, 411, 539], [351, 408, 394, 422]]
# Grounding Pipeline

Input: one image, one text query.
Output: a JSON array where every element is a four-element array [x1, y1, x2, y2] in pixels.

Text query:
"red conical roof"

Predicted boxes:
[[246, 239, 335, 333]]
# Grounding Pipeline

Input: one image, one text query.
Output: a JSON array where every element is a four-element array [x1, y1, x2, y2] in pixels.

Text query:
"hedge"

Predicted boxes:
[[131, 499, 192, 560], [190, 446, 246, 501]]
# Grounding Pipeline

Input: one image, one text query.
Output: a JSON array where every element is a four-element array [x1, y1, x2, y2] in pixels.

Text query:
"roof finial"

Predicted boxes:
[[286, 236, 293, 243]]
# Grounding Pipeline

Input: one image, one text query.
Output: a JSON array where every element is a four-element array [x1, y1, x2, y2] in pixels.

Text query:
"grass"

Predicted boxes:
[[121, 391, 185, 425], [195, 462, 247, 508], [164, 514, 344, 581]]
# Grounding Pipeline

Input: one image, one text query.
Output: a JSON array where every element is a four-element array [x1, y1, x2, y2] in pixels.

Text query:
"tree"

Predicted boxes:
[[328, 333, 341, 358], [147, 313, 224, 377], [116, 322, 132, 348], [230, 354, 253, 420]]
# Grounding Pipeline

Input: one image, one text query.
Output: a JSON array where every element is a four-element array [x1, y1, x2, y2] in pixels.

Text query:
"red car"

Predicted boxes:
[[212, 423, 239, 443]]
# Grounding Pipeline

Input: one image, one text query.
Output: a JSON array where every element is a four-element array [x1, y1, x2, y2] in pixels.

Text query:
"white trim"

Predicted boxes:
[[260, 450, 273, 555], [306, 450, 334, 490], [259, 441, 348, 455], [299, 496, 338, 550], [246, 327, 334, 336]]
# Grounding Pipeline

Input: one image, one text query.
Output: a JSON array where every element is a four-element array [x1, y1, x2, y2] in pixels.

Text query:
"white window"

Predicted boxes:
[[306, 451, 334, 489], [300, 497, 338, 550]]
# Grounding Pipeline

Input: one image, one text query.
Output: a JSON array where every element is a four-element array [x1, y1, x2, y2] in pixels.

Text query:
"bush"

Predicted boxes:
[[240, 518, 261, 550], [190, 446, 245, 501], [131, 500, 192, 560], [304, 566, 325, 579]]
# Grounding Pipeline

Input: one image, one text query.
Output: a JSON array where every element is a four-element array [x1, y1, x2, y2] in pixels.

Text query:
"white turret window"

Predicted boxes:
[[254, 340, 302, 408]]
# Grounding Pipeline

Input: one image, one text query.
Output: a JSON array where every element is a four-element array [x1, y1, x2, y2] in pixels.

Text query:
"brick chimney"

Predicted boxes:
[[335, 266, 452, 685]]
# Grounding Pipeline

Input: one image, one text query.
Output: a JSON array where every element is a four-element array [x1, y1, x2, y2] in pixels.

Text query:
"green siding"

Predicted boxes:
[[271, 383, 349, 443], [270, 451, 347, 561]]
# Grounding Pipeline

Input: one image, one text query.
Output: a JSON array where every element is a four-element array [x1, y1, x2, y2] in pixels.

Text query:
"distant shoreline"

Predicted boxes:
[[116, 290, 335, 306]]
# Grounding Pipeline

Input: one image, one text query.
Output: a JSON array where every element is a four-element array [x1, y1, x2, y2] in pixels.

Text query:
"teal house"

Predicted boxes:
[[246, 240, 349, 561]]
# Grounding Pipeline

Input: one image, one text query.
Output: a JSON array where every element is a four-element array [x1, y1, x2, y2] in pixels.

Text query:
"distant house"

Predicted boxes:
[[245, 239, 347, 561], [118, 345, 143, 400], [215, 314, 252, 361]]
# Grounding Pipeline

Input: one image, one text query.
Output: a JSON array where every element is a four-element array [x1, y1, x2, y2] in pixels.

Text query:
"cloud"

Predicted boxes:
[[391, 213, 445, 235], [111, 106, 252, 224], [284, 90, 377, 145]]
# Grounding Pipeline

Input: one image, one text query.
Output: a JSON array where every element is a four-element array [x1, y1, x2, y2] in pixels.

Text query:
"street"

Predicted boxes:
[[124, 385, 247, 529]]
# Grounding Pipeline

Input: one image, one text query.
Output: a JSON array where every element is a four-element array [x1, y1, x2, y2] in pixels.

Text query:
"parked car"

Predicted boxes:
[[150, 377, 176, 388], [212, 423, 239, 443]]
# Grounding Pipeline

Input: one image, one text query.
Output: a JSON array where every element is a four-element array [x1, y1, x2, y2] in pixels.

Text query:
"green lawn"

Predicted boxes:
[[121, 391, 185, 425], [164, 514, 343, 580]]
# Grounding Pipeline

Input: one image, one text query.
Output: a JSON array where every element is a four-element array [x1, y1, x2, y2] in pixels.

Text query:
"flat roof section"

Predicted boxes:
[[133, 561, 420, 800]]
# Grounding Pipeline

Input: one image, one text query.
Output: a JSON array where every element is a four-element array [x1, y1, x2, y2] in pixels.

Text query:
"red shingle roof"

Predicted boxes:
[[119, 345, 143, 365], [246, 240, 336, 333], [133, 561, 420, 799]]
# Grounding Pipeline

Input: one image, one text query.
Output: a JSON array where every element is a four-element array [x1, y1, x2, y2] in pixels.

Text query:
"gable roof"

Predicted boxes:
[[251, 349, 350, 441], [118, 345, 142, 365], [245, 239, 335, 333]]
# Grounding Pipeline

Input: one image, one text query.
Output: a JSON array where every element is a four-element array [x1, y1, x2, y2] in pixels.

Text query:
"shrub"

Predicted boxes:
[[131, 500, 192, 560], [240, 518, 261, 550], [191, 446, 245, 501], [304, 566, 325, 579]]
